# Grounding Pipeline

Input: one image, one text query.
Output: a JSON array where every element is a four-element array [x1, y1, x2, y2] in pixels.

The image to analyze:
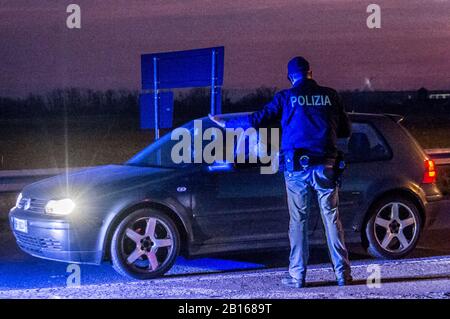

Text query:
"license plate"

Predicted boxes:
[[14, 218, 28, 233]]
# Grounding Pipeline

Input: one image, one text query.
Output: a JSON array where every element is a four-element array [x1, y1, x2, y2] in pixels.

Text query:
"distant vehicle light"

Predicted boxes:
[[45, 198, 76, 216], [423, 160, 436, 184]]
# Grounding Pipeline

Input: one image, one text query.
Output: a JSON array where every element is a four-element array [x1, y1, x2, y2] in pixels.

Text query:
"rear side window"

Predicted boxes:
[[338, 122, 391, 162]]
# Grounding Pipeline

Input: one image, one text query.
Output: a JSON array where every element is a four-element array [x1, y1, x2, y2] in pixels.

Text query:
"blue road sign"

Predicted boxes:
[[140, 92, 174, 129], [141, 47, 224, 90]]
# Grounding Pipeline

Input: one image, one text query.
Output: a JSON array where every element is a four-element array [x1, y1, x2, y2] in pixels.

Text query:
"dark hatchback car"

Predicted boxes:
[[9, 112, 444, 279]]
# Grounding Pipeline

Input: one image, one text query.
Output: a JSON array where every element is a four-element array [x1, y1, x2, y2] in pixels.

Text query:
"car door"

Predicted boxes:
[[192, 164, 289, 244], [191, 125, 297, 246]]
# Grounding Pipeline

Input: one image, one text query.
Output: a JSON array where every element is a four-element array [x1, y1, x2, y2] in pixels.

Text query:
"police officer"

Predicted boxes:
[[210, 56, 353, 288]]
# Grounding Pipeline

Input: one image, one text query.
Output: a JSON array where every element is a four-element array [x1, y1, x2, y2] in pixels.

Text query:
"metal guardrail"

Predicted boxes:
[[0, 148, 449, 194]]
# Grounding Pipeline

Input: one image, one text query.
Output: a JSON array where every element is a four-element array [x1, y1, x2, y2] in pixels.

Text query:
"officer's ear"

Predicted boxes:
[[287, 75, 294, 85], [307, 70, 313, 79]]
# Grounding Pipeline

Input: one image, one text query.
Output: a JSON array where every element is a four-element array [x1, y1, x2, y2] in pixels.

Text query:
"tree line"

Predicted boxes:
[[0, 87, 448, 124]]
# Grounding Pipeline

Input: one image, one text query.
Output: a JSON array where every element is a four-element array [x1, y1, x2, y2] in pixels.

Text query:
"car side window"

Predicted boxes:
[[233, 126, 279, 169], [338, 122, 391, 162]]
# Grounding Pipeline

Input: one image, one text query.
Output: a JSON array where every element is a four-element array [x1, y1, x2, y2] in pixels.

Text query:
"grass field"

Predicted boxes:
[[0, 116, 155, 170], [1, 116, 449, 169]]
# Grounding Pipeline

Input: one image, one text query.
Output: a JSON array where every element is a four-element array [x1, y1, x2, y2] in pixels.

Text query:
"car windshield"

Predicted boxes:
[[126, 121, 195, 168], [125, 113, 269, 169], [125, 113, 276, 168], [126, 117, 227, 168]]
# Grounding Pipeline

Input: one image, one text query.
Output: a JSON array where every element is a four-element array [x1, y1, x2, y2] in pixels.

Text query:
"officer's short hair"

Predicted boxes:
[[287, 56, 310, 76]]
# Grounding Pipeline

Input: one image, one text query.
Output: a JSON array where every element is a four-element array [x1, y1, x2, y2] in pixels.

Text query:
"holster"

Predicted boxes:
[[333, 150, 346, 187]]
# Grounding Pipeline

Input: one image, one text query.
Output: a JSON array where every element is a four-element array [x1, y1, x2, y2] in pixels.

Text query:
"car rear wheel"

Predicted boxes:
[[111, 209, 180, 279], [365, 196, 422, 259]]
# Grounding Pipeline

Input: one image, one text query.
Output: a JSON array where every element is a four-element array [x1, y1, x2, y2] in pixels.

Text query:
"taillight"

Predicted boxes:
[[423, 159, 436, 184]]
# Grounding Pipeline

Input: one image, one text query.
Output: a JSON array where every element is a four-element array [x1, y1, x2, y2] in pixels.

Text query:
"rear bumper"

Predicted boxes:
[[9, 208, 103, 265], [423, 198, 449, 230]]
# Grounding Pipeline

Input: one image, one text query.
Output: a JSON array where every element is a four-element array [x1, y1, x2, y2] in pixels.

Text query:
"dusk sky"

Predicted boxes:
[[1, 0, 450, 97]]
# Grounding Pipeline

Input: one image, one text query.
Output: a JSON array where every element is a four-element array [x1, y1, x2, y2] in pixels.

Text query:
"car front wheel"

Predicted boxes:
[[365, 196, 422, 259], [111, 208, 180, 279]]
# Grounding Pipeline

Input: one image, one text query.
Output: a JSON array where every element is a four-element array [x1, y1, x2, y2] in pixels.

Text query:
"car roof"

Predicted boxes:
[[347, 112, 404, 122], [203, 112, 403, 123]]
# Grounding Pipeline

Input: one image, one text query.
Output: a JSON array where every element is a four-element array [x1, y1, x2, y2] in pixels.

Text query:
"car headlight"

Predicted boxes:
[[45, 198, 76, 215], [15, 193, 23, 208]]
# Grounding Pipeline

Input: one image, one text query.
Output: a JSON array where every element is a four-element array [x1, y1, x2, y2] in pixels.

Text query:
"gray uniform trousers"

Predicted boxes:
[[284, 164, 352, 280]]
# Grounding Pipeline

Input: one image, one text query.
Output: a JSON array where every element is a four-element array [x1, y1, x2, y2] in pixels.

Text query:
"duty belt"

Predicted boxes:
[[281, 149, 336, 172]]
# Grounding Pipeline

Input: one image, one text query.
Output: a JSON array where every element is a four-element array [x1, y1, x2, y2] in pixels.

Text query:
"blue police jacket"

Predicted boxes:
[[228, 79, 351, 159]]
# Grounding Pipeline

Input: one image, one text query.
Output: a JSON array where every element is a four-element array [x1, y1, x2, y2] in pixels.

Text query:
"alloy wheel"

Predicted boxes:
[[373, 202, 418, 253], [121, 217, 175, 273]]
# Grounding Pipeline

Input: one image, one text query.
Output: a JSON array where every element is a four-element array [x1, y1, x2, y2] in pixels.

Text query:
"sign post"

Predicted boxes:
[[153, 57, 160, 140], [210, 48, 221, 116]]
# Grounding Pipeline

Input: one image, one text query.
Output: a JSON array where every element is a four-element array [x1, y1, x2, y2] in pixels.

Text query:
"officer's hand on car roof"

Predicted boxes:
[[208, 113, 226, 128]]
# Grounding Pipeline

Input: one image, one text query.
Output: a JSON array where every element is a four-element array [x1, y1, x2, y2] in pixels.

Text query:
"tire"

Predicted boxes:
[[110, 208, 180, 279], [365, 196, 422, 259]]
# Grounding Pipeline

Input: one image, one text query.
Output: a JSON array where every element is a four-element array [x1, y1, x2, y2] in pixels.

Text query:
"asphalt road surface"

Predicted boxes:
[[0, 200, 449, 299]]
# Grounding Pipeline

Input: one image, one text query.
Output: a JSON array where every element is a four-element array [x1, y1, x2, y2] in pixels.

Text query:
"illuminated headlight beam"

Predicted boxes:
[[45, 198, 76, 216]]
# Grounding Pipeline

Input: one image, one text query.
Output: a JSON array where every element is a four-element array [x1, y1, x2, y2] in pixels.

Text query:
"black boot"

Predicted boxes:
[[336, 275, 353, 287]]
